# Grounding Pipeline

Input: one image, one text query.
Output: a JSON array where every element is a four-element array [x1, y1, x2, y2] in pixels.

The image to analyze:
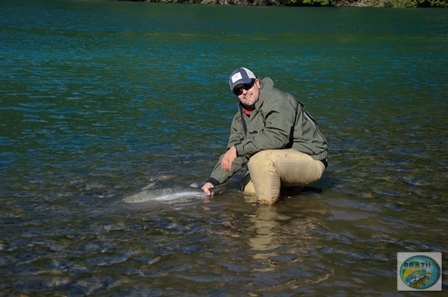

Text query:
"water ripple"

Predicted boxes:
[[1, 1, 447, 296]]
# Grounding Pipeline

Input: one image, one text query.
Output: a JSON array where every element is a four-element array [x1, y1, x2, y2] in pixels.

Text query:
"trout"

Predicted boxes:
[[122, 183, 228, 204]]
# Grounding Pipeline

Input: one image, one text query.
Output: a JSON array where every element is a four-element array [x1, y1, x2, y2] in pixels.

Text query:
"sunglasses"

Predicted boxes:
[[233, 79, 256, 96]]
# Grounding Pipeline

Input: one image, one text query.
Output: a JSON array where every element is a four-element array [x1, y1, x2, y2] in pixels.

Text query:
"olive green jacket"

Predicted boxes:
[[207, 77, 328, 185]]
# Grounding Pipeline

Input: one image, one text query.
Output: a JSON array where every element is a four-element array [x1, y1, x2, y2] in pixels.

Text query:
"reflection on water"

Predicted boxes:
[[1, 0, 448, 295], [248, 203, 334, 289]]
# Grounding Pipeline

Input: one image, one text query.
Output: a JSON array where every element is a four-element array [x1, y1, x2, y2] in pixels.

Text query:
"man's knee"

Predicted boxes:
[[244, 149, 325, 204], [248, 150, 277, 169], [247, 150, 281, 204]]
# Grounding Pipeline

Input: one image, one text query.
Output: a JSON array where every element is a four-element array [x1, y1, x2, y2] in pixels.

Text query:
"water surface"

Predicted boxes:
[[1, 0, 447, 296]]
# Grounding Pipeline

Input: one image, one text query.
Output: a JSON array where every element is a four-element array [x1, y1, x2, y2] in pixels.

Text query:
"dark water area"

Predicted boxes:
[[1, 0, 447, 296]]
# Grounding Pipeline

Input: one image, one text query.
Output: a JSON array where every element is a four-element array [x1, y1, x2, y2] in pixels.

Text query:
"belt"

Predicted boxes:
[[320, 159, 328, 168]]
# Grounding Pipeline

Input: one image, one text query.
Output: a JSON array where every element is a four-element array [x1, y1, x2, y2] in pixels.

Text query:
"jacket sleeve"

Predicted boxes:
[[207, 114, 249, 185]]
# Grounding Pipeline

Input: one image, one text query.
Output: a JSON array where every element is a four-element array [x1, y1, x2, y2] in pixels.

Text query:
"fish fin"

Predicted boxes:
[[141, 180, 159, 190]]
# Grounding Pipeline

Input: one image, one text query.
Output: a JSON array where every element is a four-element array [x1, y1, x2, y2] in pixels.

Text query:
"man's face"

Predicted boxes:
[[233, 79, 261, 109]]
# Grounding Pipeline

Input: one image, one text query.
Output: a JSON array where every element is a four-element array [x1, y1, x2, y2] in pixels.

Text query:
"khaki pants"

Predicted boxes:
[[242, 149, 326, 205]]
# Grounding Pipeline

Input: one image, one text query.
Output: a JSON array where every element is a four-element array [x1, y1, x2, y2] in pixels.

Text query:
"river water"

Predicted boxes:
[[1, 0, 447, 296]]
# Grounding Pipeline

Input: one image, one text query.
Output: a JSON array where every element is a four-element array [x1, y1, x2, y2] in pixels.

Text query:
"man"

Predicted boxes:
[[202, 67, 328, 204]]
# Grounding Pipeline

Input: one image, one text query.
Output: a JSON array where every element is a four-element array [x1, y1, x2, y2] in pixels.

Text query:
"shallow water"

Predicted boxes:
[[1, 0, 447, 296]]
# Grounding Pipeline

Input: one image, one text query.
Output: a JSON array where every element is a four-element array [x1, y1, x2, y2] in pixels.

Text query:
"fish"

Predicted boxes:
[[122, 182, 229, 204], [409, 272, 431, 289], [122, 187, 205, 203]]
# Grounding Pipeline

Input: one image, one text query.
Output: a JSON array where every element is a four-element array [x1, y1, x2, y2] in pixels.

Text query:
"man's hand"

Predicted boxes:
[[201, 182, 214, 196], [221, 146, 237, 172]]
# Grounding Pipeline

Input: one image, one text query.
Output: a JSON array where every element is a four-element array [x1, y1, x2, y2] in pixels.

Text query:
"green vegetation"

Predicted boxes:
[[124, 0, 448, 7], [293, 0, 448, 7]]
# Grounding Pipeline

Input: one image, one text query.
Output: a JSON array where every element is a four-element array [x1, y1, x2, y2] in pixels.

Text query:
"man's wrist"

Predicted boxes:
[[206, 178, 220, 187]]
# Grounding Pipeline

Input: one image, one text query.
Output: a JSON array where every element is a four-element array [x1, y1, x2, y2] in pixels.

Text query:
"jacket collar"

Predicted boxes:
[[254, 77, 274, 110]]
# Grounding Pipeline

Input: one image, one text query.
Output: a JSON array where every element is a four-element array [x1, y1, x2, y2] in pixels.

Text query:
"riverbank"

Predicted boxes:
[[133, 0, 447, 8]]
